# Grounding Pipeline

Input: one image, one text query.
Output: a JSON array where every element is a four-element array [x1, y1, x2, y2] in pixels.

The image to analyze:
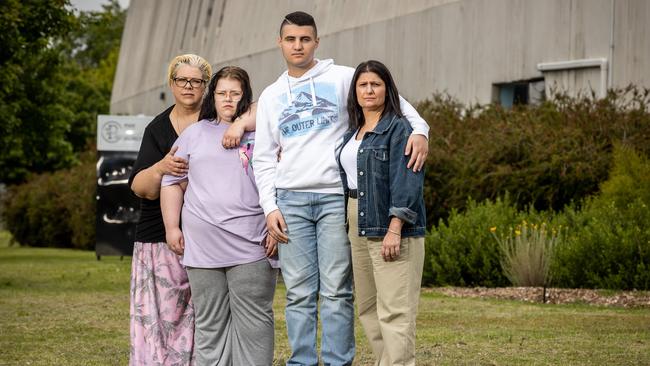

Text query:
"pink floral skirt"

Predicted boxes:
[[129, 242, 194, 365]]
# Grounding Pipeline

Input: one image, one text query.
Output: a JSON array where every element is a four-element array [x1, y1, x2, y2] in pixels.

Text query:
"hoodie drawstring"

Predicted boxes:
[[285, 78, 293, 104], [309, 77, 317, 107]]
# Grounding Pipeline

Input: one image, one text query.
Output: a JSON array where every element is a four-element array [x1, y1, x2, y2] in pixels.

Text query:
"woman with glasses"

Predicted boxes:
[[160, 66, 278, 365], [337, 60, 426, 366], [128, 55, 256, 365]]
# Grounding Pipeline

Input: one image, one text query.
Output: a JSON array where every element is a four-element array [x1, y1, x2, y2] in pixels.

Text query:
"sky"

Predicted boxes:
[[68, 0, 130, 12]]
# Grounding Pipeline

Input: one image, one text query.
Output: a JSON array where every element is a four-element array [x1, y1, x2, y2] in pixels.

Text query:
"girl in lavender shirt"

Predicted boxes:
[[161, 66, 279, 365]]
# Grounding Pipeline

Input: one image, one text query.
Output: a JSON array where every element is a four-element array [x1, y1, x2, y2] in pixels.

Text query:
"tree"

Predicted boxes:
[[0, 0, 126, 184], [62, 1, 126, 154], [0, 0, 77, 183]]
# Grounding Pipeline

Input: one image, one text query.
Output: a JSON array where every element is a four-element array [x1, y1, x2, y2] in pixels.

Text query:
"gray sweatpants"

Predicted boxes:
[[186, 259, 278, 366]]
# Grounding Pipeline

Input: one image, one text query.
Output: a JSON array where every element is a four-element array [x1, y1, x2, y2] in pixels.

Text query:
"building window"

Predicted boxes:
[[494, 79, 545, 108]]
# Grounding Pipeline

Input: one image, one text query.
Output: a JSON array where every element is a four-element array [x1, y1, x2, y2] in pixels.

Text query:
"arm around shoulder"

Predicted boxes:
[[398, 96, 430, 171], [399, 95, 429, 138]]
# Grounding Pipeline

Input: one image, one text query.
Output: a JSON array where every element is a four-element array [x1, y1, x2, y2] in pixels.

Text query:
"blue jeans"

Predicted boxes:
[[276, 189, 355, 366]]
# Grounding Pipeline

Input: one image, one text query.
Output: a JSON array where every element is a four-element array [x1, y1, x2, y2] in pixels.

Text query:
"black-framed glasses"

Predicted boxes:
[[173, 77, 206, 88]]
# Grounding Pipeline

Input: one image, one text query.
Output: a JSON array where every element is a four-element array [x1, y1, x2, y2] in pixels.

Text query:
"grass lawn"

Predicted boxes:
[[0, 243, 648, 365]]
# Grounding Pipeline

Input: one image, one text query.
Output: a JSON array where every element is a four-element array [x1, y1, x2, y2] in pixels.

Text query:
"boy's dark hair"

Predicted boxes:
[[280, 11, 317, 37], [199, 66, 253, 123], [347, 60, 403, 130]]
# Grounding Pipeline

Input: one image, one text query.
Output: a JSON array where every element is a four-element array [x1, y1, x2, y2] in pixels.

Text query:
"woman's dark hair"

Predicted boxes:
[[346, 60, 403, 130], [199, 66, 253, 122]]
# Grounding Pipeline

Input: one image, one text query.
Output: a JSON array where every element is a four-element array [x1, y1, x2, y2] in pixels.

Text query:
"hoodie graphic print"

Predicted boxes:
[[278, 82, 339, 138]]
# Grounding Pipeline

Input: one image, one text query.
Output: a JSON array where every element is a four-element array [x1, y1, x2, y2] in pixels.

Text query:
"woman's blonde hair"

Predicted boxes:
[[167, 54, 212, 85]]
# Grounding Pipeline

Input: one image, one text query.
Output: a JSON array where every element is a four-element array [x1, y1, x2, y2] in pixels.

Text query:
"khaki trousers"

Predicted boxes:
[[347, 198, 425, 366]]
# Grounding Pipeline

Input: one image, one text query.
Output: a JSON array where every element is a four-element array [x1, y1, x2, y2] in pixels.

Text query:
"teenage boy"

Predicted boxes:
[[254, 11, 430, 366]]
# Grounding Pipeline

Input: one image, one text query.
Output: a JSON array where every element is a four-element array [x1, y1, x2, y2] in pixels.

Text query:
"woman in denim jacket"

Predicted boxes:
[[337, 60, 426, 366]]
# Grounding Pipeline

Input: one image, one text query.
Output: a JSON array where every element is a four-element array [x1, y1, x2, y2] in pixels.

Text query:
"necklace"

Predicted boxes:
[[171, 107, 198, 135], [170, 111, 180, 134]]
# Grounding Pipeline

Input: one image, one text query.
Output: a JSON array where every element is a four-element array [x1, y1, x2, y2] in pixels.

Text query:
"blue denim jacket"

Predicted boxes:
[[336, 112, 426, 238]]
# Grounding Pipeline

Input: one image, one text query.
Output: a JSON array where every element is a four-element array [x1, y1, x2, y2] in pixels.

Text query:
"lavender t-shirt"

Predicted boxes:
[[162, 119, 277, 268]]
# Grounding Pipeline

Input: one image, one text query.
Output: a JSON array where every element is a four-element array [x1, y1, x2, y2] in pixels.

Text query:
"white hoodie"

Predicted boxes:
[[253, 59, 429, 216]]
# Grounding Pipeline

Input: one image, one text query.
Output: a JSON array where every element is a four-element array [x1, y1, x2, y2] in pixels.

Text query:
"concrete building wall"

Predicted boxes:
[[110, 0, 650, 115]]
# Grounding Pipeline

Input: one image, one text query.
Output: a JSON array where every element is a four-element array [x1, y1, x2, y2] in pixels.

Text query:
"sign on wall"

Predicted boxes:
[[97, 115, 152, 152]]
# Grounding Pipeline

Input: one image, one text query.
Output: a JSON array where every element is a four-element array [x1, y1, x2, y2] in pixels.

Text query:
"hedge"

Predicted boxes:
[[2, 150, 95, 249], [425, 144, 650, 290], [418, 87, 650, 225]]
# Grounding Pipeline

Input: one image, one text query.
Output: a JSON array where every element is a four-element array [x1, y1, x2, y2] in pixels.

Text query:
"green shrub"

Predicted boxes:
[[552, 145, 650, 290], [424, 196, 549, 286], [599, 143, 650, 207], [418, 87, 650, 226], [425, 145, 650, 290], [2, 150, 96, 249]]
